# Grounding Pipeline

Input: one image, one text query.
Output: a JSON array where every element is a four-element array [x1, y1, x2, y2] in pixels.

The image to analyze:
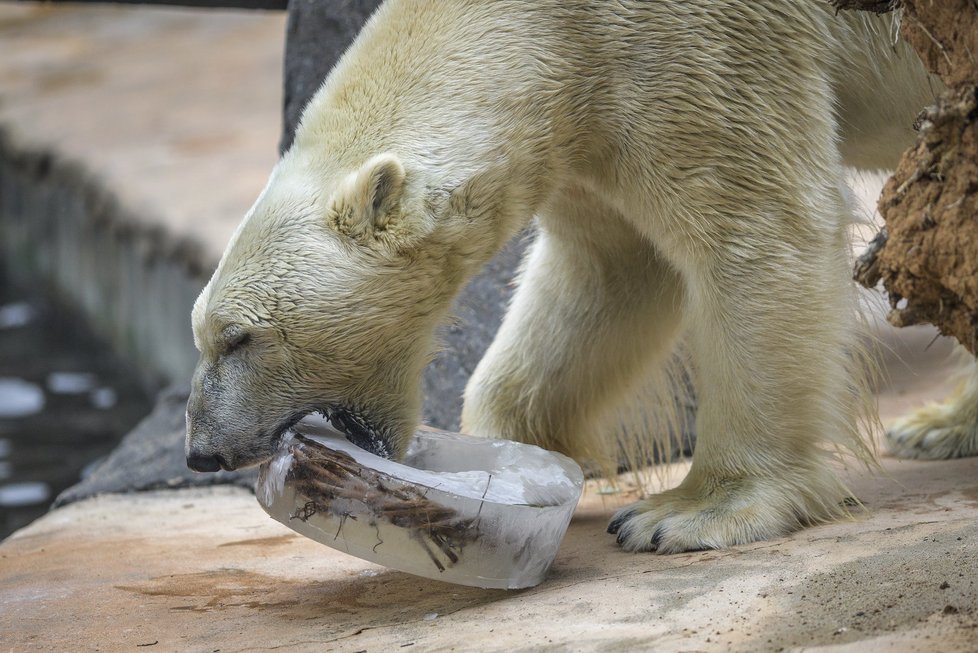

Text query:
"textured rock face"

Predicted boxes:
[[853, 1, 978, 355], [874, 87, 978, 351]]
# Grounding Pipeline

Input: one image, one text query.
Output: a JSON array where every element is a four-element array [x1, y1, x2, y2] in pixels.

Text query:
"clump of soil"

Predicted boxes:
[[848, 0, 978, 354]]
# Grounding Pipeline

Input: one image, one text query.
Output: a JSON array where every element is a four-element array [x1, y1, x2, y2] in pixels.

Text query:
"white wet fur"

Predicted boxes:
[[190, 1, 960, 553]]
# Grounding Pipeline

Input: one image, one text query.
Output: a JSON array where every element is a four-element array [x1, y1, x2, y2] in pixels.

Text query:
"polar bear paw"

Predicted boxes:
[[886, 404, 978, 460], [607, 480, 811, 553]]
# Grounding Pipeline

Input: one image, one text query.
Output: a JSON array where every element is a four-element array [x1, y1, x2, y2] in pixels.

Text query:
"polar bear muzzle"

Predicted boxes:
[[324, 405, 394, 459]]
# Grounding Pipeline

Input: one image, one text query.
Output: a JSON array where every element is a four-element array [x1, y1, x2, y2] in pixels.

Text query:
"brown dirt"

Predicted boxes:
[[852, 0, 978, 355]]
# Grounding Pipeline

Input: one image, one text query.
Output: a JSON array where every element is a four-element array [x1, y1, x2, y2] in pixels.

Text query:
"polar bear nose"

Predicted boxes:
[[186, 451, 224, 473]]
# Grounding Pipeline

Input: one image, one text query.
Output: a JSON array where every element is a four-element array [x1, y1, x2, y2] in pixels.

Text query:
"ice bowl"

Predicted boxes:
[[256, 415, 584, 589]]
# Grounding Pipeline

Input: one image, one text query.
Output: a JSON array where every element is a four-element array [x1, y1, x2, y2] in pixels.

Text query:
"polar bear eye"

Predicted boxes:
[[224, 328, 252, 354]]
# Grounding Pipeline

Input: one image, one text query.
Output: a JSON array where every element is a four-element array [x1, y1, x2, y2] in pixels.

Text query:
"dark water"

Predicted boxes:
[[0, 265, 153, 539]]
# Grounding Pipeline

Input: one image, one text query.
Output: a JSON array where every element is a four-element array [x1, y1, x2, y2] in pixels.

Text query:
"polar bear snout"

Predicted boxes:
[[184, 360, 288, 473], [184, 405, 280, 473], [184, 390, 236, 472], [186, 450, 226, 473]]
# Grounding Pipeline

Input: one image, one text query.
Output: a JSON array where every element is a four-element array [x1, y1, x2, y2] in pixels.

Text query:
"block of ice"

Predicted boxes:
[[256, 415, 584, 589]]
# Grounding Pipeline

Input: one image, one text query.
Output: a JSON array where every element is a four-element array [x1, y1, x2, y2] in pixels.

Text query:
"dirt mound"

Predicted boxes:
[[849, 0, 978, 354]]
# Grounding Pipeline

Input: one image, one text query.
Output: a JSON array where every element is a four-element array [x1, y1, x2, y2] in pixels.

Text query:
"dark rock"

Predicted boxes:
[[280, 0, 383, 154], [54, 385, 257, 507], [423, 231, 531, 430]]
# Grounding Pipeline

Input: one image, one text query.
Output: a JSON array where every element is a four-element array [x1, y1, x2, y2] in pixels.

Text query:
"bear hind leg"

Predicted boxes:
[[611, 205, 871, 552]]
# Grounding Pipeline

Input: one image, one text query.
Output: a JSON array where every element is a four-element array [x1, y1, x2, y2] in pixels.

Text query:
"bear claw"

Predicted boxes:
[[611, 516, 661, 551], [649, 528, 663, 551], [606, 510, 633, 535]]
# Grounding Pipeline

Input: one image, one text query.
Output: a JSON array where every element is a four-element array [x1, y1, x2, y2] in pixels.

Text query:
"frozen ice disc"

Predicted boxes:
[[256, 416, 584, 589]]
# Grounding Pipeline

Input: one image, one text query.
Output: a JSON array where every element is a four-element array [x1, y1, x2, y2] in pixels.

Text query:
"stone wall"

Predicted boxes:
[[0, 131, 207, 392]]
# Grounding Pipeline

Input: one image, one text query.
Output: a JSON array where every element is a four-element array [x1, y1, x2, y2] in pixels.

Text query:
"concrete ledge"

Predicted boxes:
[[0, 5, 286, 385], [0, 132, 208, 387]]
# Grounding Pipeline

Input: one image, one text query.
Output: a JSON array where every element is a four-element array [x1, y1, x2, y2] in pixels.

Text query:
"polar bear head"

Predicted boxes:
[[185, 150, 508, 471]]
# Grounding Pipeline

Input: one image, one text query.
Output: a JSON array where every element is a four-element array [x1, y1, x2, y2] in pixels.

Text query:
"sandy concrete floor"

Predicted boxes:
[[1, 5, 976, 652], [2, 447, 977, 653]]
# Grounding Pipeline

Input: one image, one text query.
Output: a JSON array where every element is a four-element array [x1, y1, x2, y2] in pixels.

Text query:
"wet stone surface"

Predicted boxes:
[[55, 384, 259, 508]]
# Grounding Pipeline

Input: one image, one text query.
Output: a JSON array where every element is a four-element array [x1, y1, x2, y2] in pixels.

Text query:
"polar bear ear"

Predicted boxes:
[[326, 153, 406, 240]]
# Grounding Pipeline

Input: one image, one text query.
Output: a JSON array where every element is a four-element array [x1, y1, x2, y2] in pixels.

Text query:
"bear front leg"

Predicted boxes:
[[610, 223, 870, 553], [886, 350, 978, 459], [462, 192, 684, 464]]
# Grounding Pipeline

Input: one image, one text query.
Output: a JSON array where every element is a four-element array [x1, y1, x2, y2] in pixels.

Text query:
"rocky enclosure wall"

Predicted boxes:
[[0, 131, 207, 391]]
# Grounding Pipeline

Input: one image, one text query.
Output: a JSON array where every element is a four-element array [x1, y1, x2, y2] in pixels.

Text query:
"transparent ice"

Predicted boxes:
[[257, 415, 584, 589]]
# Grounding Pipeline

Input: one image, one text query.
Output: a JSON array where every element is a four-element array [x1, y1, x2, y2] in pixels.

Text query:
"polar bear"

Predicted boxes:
[[186, 0, 939, 552]]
